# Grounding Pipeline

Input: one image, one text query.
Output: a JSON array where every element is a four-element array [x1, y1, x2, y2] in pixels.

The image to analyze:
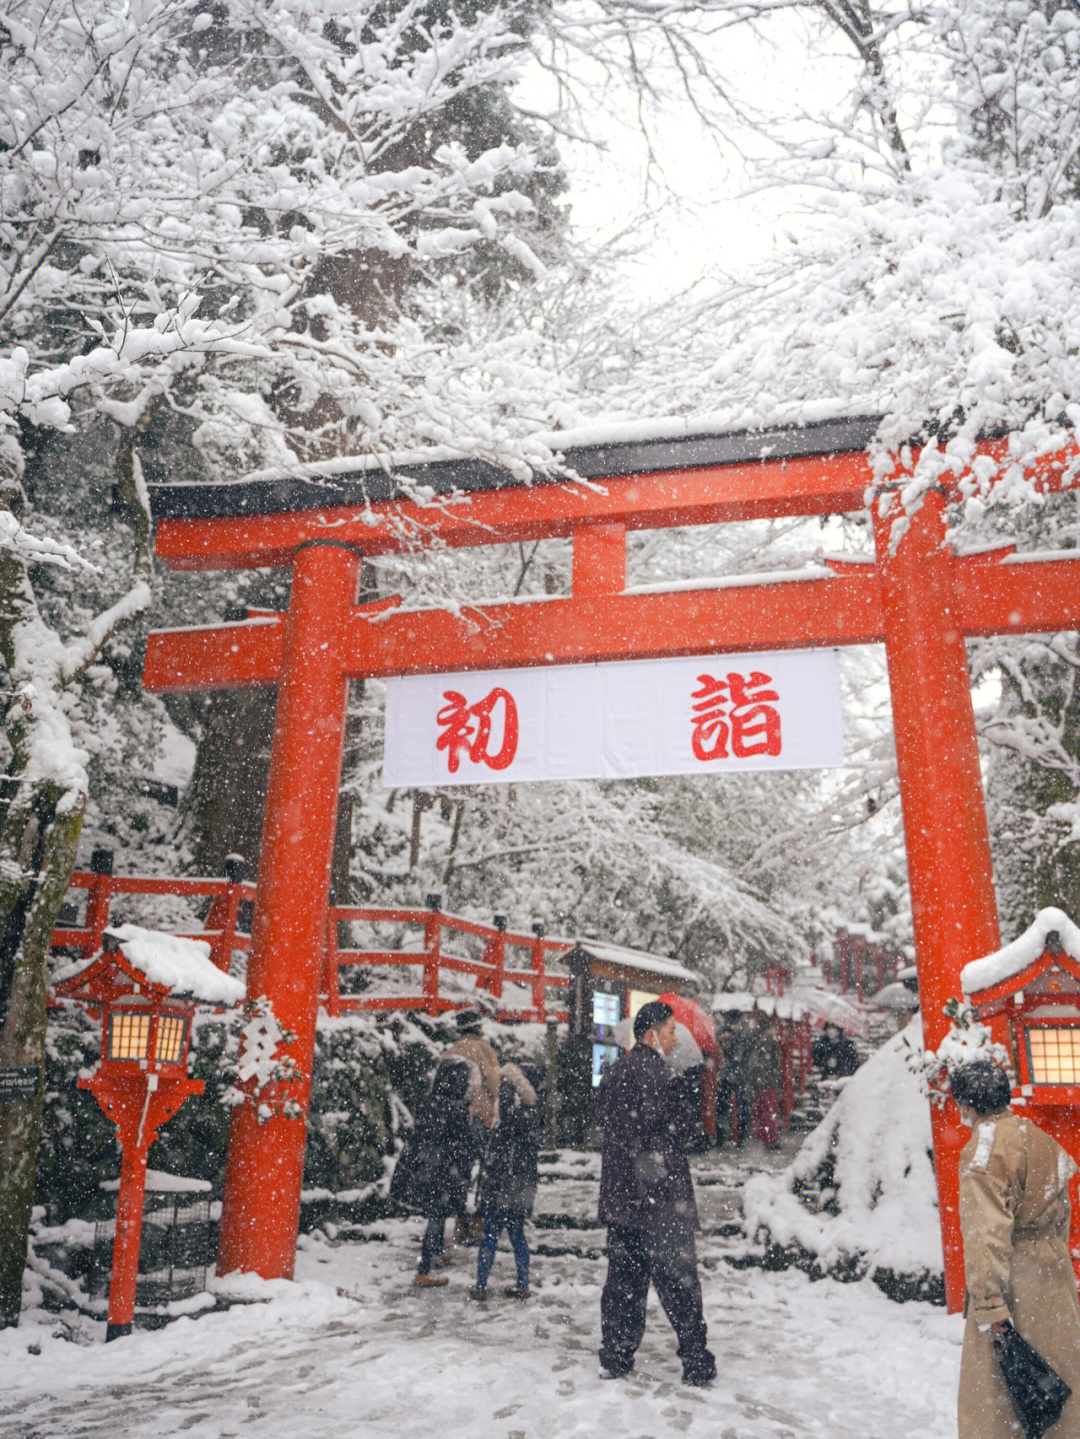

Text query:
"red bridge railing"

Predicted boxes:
[[52, 861, 570, 1024]]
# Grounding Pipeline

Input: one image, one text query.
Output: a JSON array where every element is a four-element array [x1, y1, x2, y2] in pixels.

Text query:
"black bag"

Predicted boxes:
[[991, 1326, 1072, 1439]]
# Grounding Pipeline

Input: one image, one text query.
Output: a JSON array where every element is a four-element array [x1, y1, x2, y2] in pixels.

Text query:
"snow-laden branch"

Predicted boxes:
[[0, 510, 96, 573], [59, 579, 152, 684]]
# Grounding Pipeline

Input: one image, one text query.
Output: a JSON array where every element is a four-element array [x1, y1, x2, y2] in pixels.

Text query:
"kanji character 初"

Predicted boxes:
[[435, 687, 519, 773], [691, 670, 782, 761]]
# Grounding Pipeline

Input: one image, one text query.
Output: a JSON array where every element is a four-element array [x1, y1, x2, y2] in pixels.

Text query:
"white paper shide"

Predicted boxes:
[[383, 650, 844, 788]]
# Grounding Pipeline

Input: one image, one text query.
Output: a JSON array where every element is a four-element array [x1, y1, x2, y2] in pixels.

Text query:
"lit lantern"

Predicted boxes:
[[53, 924, 244, 1339], [962, 908, 1080, 1281]]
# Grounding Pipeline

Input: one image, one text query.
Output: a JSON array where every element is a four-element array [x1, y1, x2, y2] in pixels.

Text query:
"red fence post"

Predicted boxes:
[[530, 922, 546, 1023], [423, 893, 443, 1017], [86, 847, 115, 952], [489, 915, 507, 1004], [205, 855, 245, 974]]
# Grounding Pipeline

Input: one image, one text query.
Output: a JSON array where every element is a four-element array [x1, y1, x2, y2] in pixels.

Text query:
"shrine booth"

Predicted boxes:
[[565, 939, 701, 1087], [961, 908, 1080, 1279]]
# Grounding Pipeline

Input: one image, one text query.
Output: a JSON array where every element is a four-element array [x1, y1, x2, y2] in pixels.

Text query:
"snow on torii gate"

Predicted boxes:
[[144, 414, 1080, 1310]]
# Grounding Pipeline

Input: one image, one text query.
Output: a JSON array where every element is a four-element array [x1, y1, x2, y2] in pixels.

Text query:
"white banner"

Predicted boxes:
[[382, 650, 844, 788]]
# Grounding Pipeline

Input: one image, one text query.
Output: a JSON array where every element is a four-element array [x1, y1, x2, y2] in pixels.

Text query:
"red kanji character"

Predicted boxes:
[[728, 670, 782, 757], [691, 674, 731, 760], [691, 670, 782, 761], [436, 687, 519, 773]]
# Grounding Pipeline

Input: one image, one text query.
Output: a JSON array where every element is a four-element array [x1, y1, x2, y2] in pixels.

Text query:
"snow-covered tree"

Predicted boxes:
[[0, 0, 572, 1327]]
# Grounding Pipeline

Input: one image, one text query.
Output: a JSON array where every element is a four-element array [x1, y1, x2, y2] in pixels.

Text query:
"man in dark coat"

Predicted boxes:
[[597, 1000, 716, 1385], [811, 1022, 861, 1079]]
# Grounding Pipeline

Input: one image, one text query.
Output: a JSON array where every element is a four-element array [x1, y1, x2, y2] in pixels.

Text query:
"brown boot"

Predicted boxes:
[[413, 1272, 449, 1288]]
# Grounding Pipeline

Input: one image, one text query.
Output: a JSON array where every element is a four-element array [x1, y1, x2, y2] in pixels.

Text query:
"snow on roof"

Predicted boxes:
[[873, 981, 920, 1012], [106, 924, 245, 1005], [712, 992, 757, 1012], [709, 991, 807, 1019], [101, 1169, 213, 1194], [567, 938, 698, 985], [961, 908, 1080, 996]]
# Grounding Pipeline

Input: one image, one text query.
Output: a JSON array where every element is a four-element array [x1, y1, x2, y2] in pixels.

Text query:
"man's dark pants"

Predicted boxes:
[[599, 1220, 711, 1377]]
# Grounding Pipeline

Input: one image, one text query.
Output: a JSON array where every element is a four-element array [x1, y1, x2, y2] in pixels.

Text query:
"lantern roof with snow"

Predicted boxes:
[[961, 908, 1080, 1012], [53, 924, 245, 1007]]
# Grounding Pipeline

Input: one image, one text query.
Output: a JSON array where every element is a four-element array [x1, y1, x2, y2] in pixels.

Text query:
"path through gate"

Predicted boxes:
[[144, 415, 1080, 1309]]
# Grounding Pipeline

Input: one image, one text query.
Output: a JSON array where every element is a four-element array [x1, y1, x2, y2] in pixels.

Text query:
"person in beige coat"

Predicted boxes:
[[954, 1059, 1080, 1439], [446, 1008, 501, 1128]]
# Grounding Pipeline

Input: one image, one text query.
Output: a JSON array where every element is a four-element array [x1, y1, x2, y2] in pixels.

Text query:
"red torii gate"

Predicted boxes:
[[143, 415, 1080, 1309]]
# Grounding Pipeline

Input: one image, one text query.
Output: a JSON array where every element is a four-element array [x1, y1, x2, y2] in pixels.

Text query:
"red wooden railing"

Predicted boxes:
[[51, 863, 570, 1023]]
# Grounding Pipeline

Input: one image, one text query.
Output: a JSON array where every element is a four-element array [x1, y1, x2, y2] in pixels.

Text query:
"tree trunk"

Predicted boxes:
[[0, 509, 87, 1325], [0, 776, 84, 1326], [188, 688, 278, 876]]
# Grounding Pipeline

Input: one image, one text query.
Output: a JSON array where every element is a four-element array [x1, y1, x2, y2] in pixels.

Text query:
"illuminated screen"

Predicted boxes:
[[593, 992, 621, 1027], [1027, 1026, 1080, 1084], [108, 1011, 150, 1061], [592, 1043, 620, 1087]]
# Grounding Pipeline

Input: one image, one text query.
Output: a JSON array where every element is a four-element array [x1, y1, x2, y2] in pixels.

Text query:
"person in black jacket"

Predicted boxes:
[[469, 1063, 540, 1301], [811, 1022, 861, 1079], [597, 1001, 716, 1385], [389, 1054, 478, 1288]]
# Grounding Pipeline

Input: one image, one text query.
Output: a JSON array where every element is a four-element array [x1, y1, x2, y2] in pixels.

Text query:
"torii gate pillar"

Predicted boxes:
[[217, 541, 359, 1278], [873, 488, 1001, 1310]]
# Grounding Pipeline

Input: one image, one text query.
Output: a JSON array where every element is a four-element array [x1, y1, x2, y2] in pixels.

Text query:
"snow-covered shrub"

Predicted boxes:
[[742, 1020, 944, 1304], [904, 998, 1010, 1103], [35, 1009, 453, 1222]]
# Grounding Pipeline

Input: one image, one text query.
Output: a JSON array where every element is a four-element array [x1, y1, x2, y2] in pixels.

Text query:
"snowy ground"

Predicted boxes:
[[4, 1141, 961, 1439]]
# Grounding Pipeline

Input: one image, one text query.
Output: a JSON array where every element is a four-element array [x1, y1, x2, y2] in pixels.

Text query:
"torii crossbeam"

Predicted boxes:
[[145, 415, 1080, 1308]]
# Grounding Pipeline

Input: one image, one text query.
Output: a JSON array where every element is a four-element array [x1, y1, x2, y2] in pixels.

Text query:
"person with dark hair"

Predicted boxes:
[[447, 1007, 501, 1128], [446, 1007, 501, 1242], [389, 1055, 479, 1287], [954, 1059, 1080, 1437], [596, 1000, 716, 1385], [812, 1022, 861, 1080], [469, 1063, 541, 1302], [720, 1011, 753, 1147]]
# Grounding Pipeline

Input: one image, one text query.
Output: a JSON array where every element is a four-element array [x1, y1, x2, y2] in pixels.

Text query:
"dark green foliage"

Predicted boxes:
[[38, 1022, 117, 1223], [34, 1015, 440, 1219], [752, 1233, 944, 1305], [147, 1020, 236, 1193]]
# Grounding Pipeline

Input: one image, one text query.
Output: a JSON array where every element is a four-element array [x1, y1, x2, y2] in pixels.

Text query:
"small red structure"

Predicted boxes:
[[962, 910, 1080, 1283], [53, 926, 243, 1339]]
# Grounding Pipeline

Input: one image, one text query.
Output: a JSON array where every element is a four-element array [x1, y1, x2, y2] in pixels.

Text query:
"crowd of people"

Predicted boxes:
[[390, 995, 1080, 1431], [389, 999, 868, 1379], [713, 1010, 787, 1149], [389, 1006, 542, 1300]]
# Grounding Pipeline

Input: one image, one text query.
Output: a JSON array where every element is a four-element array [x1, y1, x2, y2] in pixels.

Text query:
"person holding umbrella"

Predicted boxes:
[[954, 1059, 1080, 1438]]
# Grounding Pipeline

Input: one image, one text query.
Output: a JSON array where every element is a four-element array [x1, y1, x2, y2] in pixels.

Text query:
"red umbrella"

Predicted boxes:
[[657, 992, 717, 1056]]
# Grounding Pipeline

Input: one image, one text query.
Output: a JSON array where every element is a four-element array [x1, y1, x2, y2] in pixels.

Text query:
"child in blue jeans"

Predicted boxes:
[[469, 1064, 540, 1300]]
